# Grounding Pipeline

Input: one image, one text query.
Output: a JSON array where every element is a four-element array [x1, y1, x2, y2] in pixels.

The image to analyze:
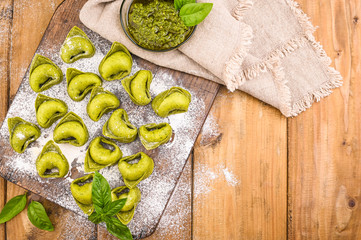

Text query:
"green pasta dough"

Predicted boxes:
[[35, 94, 68, 128], [66, 68, 102, 101], [111, 186, 141, 225], [87, 86, 120, 122], [99, 42, 132, 81], [122, 70, 152, 105], [84, 136, 122, 172], [152, 87, 191, 117], [60, 26, 95, 63], [8, 117, 41, 153], [70, 174, 94, 215], [53, 112, 89, 147], [29, 54, 63, 93], [139, 123, 172, 150], [102, 109, 137, 143], [36, 140, 69, 178], [118, 152, 154, 189]]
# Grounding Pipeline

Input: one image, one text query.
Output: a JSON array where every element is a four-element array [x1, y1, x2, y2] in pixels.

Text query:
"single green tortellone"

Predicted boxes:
[[53, 112, 89, 147], [66, 68, 102, 101], [8, 117, 41, 153], [84, 136, 122, 172], [102, 109, 137, 143], [111, 186, 141, 225], [118, 152, 154, 189], [152, 87, 191, 118], [35, 94, 68, 128], [29, 54, 63, 92], [70, 173, 94, 215], [121, 70, 152, 105], [36, 140, 69, 178], [139, 123, 172, 150], [60, 26, 95, 64], [99, 42, 132, 81], [87, 86, 120, 122]]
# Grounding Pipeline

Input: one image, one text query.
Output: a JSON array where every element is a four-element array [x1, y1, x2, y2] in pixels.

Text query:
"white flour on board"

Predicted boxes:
[[0, 28, 207, 237]]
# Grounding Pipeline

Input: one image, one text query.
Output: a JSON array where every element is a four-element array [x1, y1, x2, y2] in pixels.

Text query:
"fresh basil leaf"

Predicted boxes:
[[27, 201, 54, 231], [0, 193, 27, 224], [94, 204, 104, 215], [179, 3, 213, 26], [92, 171, 111, 210], [88, 212, 103, 224], [174, 0, 196, 10], [105, 217, 133, 240], [104, 199, 127, 216]]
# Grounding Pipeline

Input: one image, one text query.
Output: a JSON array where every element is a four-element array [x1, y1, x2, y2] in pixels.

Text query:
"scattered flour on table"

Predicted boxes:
[[194, 163, 240, 198], [200, 113, 221, 145]]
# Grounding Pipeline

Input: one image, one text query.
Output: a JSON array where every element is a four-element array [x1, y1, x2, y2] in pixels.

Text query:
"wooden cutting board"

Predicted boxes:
[[0, 0, 219, 238]]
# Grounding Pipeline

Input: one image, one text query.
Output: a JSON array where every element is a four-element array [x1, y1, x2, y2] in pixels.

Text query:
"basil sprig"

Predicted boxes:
[[27, 201, 54, 231], [174, 0, 195, 11], [88, 172, 133, 240], [179, 3, 213, 27], [0, 193, 27, 224]]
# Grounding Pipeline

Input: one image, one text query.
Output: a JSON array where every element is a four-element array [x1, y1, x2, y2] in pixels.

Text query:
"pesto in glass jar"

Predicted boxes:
[[128, 0, 193, 51]]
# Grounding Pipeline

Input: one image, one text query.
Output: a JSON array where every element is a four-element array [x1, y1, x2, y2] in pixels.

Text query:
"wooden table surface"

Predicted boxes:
[[0, 0, 360, 239]]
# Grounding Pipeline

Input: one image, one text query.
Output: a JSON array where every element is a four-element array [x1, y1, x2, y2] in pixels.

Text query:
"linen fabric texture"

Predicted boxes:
[[80, 0, 342, 117]]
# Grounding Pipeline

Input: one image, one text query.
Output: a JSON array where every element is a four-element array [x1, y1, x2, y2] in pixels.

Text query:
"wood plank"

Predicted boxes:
[[288, 0, 361, 239], [98, 155, 193, 240], [192, 87, 287, 239], [0, 0, 13, 239]]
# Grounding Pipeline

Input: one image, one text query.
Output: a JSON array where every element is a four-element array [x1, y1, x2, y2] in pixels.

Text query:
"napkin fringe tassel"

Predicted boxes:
[[225, 0, 343, 117], [286, 0, 343, 116]]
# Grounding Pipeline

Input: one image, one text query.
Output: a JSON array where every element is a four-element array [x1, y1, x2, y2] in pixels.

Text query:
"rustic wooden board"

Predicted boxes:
[[0, 0, 219, 239]]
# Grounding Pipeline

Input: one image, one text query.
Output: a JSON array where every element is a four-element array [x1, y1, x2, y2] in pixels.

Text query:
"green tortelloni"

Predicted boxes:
[[8, 117, 41, 153], [53, 112, 89, 147], [99, 42, 132, 81], [29, 54, 63, 93], [35, 94, 68, 128], [84, 136, 122, 172], [152, 87, 191, 118], [102, 109, 137, 143], [122, 70, 152, 105], [118, 152, 154, 189], [66, 68, 102, 101], [60, 26, 95, 64], [36, 140, 69, 178], [139, 123, 172, 150], [87, 87, 120, 122], [70, 174, 94, 215], [111, 186, 141, 225]]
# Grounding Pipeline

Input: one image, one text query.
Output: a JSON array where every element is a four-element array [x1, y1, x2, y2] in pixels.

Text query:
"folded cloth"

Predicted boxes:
[[80, 0, 342, 117]]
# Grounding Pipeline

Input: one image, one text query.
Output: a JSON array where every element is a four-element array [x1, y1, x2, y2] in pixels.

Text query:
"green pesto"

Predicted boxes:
[[128, 0, 192, 51], [36, 140, 69, 178]]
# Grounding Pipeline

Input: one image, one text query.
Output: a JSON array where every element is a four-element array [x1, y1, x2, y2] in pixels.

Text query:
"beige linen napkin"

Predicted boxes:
[[80, 0, 342, 117]]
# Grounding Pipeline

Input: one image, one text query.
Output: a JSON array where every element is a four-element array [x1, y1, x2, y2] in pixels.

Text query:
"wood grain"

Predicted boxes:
[[192, 88, 288, 239], [0, 1, 13, 239], [288, 0, 361, 239]]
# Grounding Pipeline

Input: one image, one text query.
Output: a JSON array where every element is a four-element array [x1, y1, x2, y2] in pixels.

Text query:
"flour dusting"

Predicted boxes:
[[0, 28, 208, 238]]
